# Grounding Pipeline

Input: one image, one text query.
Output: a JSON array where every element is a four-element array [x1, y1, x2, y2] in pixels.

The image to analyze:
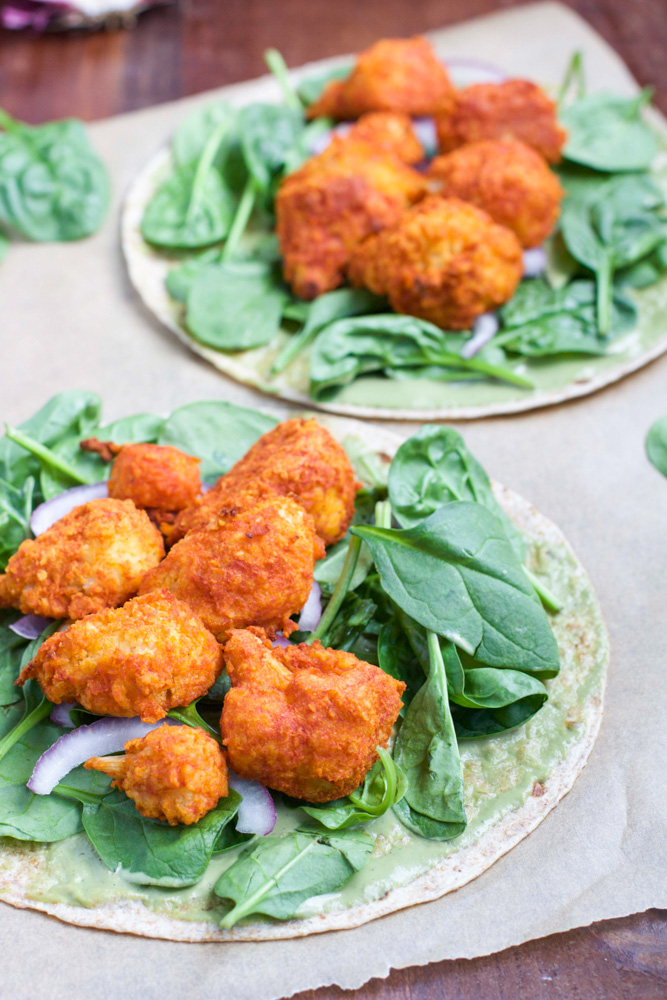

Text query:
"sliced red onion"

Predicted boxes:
[[298, 581, 322, 633], [27, 716, 172, 795], [523, 247, 548, 278], [228, 771, 276, 836], [271, 633, 291, 649], [30, 481, 108, 536], [445, 58, 508, 87], [461, 313, 500, 359], [50, 702, 76, 728], [9, 614, 53, 639], [412, 117, 437, 158]]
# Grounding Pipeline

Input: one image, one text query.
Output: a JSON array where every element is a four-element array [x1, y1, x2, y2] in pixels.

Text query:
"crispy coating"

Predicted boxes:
[[307, 37, 456, 121], [221, 629, 405, 802], [85, 724, 228, 826], [346, 112, 424, 164], [140, 497, 325, 641], [276, 136, 427, 299], [18, 590, 222, 722], [348, 195, 523, 329], [108, 443, 202, 515], [0, 499, 164, 620], [428, 140, 564, 248], [169, 419, 359, 547], [435, 79, 567, 164]]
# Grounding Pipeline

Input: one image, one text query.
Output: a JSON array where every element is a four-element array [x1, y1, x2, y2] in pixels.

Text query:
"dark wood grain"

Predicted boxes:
[[1, 2, 666, 997]]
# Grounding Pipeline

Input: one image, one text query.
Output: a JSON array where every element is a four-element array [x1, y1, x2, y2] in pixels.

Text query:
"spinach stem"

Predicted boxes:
[[270, 316, 318, 375], [221, 176, 258, 262], [167, 703, 222, 744], [596, 262, 613, 336], [3, 425, 89, 485], [264, 49, 303, 111], [53, 783, 105, 805], [524, 568, 562, 613], [306, 535, 361, 645], [187, 117, 232, 222], [374, 500, 392, 530], [0, 697, 52, 764], [220, 839, 318, 929], [557, 50, 585, 106]]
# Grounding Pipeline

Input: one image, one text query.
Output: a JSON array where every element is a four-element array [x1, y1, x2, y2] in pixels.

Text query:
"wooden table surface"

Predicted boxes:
[[1, 1, 666, 997]]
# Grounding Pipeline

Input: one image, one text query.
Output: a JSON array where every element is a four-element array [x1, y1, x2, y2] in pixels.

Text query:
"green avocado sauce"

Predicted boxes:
[[18, 523, 607, 927]]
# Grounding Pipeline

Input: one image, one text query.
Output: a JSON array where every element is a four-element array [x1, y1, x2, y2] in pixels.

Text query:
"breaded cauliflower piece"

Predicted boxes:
[[85, 724, 228, 825], [140, 497, 325, 641], [307, 37, 456, 121], [169, 418, 359, 547], [428, 140, 563, 248], [348, 195, 523, 329], [276, 136, 426, 300], [18, 591, 222, 722], [221, 628, 405, 802], [346, 112, 424, 164], [435, 79, 567, 163], [108, 443, 201, 516], [0, 498, 164, 620]]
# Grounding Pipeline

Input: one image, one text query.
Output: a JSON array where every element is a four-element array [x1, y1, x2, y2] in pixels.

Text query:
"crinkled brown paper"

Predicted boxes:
[[2, 4, 666, 997]]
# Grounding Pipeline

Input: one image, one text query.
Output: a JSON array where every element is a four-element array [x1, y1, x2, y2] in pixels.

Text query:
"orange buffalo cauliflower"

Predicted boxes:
[[435, 79, 567, 164], [0, 498, 164, 620], [307, 37, 456, 121], [85, 724, 228, 825], [348, 196, 523, 329], [276, 136, 426, 299], [18, 590, 222, 722], [169, 419, 359, 547], [108, 443, 202, 517], [428, 140, 564, 248], [221, 629, 405, 802], [140, 496, 325, 641], [346, 112, 424, 163]]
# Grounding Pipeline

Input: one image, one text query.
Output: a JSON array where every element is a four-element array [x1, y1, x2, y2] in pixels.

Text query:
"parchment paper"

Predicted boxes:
[[1, 4, 666, 998]]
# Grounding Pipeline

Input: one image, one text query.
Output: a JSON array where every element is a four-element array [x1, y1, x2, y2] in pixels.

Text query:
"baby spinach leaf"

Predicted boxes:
[[0, 110, 110, 241], [353, 502, 560, 678], [0, 475, 33, 571], [447, 647, 548, 738], [158, 400, 277, 482], [82, 788, 241, 887], [297, 65, 352, 107], [0, 230, 8, 261], [214, 827, 372, 928], [165, 247, 221, 303], [271, 287, 385, 375], [310, 315, 532, 400], [387, 425, 524, 559], [393, 632, 466, 841], [0, 390, 100, 491], [297, 747, 407, 831], [0, 618, 28, 707], [185, 261, 288, 350], [141, 123, 235, 249], [646, 415, 667, 478], [560, 89, 658, 172], [172, 102, 236, 168], [238, 104, 305, 193]]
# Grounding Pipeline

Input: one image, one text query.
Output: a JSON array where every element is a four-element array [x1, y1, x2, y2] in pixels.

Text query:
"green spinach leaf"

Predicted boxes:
[[82, 788, 241, 887], [172, 102, 235, 168], [185, 261, 288, 350], [646, 415, 667, 477], [0, 111, 110, 241], [214, 827, 372, 928], [297, 747, 406, 831], [353, 502, 560, 677], [560, 89, 658, 172], [239, 103, 305, 193], [0, 475, 34, 571]]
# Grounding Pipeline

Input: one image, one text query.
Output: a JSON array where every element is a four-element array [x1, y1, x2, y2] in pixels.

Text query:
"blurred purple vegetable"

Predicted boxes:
[[0, 0, 171, 32]]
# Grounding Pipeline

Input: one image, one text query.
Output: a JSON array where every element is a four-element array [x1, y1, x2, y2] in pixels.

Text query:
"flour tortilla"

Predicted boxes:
[[0, 414, 607, 941], [121, 38, 667, 421]]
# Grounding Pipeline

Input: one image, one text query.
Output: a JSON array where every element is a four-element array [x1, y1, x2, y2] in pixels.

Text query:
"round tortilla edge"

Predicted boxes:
[[0, 414, 608, 942]]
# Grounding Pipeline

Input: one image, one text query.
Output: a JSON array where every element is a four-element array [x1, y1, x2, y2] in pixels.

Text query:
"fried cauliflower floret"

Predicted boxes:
[[346, 112, 424, 163], [435, 79, 567, 164], [0, 499, 164, 620], [140, 497, 325, 641], [348, 195, 523, 329], [18, 591, 222, 722], [108, 443, 201, 515], [169, 419, 359, 547], [221, 629, 405, 802], [428, 140, 563, 248], [307, 37, 456, 121], [276, 136, 426, 299], [85, 724, 228, 826]]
